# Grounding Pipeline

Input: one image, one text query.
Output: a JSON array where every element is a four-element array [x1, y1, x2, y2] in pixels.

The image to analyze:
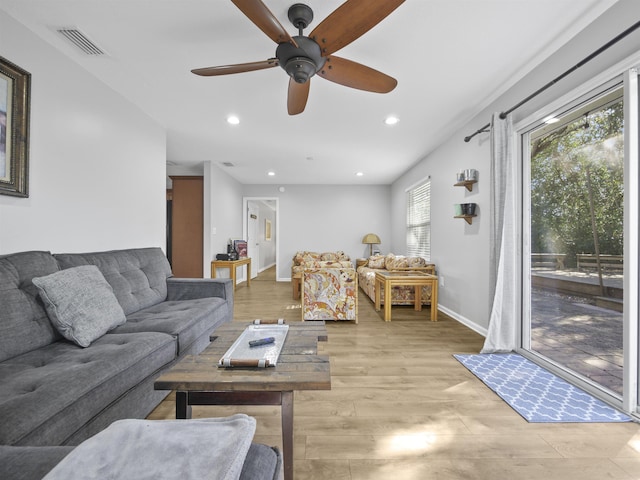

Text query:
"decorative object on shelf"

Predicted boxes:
[[454, 169, 479, 223], [233, 240, 248, 258], [362, 233, 381, 256], [0, 56, 30, 197], [454, 203, 478, 224], [461, 203, 477, 216], [454, 169, 478, 191], [464, 169, 477, 181]]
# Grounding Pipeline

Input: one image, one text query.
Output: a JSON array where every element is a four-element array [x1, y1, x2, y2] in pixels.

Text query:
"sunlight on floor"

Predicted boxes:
[[628, 433, 640, 453], [377, 427, 449, 456], [286, 304, 301, 310]]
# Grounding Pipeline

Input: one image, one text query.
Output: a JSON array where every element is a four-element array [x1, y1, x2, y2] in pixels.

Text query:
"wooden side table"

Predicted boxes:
[[210, 257, 251, 290], [374, 270, 438, 321]]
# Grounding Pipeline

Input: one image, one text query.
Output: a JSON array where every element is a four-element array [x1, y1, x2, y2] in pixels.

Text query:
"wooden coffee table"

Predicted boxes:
[[154, 321, 330, 480], [374, 270, 439, 321]]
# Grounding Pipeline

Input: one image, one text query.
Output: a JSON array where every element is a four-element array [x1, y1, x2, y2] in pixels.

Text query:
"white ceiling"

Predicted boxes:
[[0, 0, 618, 184]]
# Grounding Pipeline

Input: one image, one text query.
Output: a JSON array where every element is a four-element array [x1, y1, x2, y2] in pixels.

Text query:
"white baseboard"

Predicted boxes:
[[437, 304, 488, 338], [258, 263, 276, 273]]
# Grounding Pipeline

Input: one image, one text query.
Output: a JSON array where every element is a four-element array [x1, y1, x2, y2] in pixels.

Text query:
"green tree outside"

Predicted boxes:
[[530, 101, 624, 268]]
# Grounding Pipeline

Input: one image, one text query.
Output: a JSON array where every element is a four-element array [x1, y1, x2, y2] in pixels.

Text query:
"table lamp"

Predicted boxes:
[[362, 233, 381, 256]]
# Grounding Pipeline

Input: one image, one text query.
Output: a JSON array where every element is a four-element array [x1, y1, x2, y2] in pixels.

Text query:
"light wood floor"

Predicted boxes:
[[148, 267, 640, 480]]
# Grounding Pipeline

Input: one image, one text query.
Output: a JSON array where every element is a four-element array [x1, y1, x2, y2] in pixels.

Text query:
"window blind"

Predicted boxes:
[[406, 178, 431, 260]]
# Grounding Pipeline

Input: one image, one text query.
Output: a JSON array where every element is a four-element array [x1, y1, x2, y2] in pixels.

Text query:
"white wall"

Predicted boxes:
[[0, 11, 166, 255], [242, 184, 391, 280], [390, 0, 640, 335], [204, 161, 244, 278]]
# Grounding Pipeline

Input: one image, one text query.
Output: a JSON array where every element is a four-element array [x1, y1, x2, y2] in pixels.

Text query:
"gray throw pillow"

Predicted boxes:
[[32, 265, 126, 347]]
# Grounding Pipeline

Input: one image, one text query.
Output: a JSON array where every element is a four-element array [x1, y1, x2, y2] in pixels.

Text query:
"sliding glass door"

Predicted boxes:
[[520, 67, 639, 414]]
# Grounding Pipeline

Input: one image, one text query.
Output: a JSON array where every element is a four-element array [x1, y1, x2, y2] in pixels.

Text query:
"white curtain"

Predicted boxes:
[[481, 113, 517, 353]]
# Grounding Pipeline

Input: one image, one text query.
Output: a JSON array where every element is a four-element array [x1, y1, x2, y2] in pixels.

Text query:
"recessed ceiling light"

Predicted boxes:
[[384, 116, 399, 126], [227, 115, 240, 125], [356, 172, 364, 177], [267, 171, 275, 176]]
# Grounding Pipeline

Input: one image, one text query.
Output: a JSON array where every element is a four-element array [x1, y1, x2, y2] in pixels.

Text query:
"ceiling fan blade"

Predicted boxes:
[[191, 59, 278, 76], [309, 0, 404, 56], [318, 56, 397, 93], [231, 0, 297, 46], [287, 78, 310, 115]]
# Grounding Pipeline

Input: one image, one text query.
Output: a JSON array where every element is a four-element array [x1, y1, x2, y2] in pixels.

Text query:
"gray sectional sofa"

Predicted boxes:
[[0, 247, 233, 447], [0, 247, 282, 480]]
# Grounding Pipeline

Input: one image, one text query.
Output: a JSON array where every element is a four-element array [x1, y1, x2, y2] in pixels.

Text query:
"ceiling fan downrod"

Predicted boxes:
[[288, 3, 313, 34]]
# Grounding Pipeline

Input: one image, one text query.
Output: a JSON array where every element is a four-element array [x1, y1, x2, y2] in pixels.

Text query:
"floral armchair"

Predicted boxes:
[[291, 251, 352, 299], [302, 267, 358, 322], [357, 253, 436, 306]]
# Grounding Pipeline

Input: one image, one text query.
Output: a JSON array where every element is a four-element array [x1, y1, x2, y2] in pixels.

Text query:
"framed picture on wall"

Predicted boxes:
[[0, 56, 31, 197], [265, 219, 272, 241]]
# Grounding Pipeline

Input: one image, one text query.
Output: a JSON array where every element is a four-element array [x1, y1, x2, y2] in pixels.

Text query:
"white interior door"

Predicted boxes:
[[247, 202, 259, 279]]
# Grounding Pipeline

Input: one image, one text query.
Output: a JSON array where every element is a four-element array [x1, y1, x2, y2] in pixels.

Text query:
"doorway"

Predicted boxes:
[[243, 197, 279, 280]]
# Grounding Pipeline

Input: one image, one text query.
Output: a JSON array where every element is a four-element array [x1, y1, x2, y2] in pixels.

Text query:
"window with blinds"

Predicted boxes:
[[406, 178, 431, 260]]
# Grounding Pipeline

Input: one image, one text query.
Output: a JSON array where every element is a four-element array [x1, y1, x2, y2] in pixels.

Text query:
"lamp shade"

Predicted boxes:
[[362, 233, 381, 256], [362, 233, 381, 245]]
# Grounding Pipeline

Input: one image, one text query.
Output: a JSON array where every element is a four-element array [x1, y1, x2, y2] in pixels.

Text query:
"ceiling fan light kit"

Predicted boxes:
[[192, 0, 405, 114]]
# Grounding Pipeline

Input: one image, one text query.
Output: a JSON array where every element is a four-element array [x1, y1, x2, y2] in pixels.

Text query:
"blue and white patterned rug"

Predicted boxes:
[[454, 353, 631, 423]]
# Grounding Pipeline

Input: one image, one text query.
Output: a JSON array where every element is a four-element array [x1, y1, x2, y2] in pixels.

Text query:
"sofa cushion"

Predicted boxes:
[[0, 251, 61, 362], [54, 248, 172, 316], [0, 332, 177, 446], [384, 254, 428, 269], [292, 251, 350, 266], [292, 260, 352, 275], [324, 251, 349, 262], [367, 255, 386, 269], [114, 297, 229, 355], [32, 266, 127, 348], [0, 445, 74, 480]]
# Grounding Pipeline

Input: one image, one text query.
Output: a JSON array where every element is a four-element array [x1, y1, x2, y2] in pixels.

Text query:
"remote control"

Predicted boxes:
[[249, 337, 275, 347]]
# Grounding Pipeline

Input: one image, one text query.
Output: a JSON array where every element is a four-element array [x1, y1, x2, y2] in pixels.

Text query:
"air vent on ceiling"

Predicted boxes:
[[221, 162, 235, 167], [57, 28, 106, 55]]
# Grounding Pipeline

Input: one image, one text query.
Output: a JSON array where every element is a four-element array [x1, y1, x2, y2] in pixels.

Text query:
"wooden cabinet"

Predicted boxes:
[[168, 176, 203, 278]]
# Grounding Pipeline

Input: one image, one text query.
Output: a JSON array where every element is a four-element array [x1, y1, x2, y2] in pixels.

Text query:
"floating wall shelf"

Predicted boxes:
[[454, 214, 477, 225], [454, 179, 477, 192]]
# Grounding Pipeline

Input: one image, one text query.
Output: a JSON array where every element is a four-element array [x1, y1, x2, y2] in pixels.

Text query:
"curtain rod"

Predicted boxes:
[[464, 19, 640, 143]]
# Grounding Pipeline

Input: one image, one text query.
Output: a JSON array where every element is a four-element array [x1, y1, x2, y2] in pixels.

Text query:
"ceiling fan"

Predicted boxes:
[[191, 0, 405, 115]]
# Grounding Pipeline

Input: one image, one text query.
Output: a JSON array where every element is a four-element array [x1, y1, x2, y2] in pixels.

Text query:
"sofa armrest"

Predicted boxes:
[[166, 277, 231, 300], [167, 277, 234, 321]]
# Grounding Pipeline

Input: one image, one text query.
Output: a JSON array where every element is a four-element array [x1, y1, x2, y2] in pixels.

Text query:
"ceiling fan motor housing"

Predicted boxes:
[[276, 36, 325, 84]]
